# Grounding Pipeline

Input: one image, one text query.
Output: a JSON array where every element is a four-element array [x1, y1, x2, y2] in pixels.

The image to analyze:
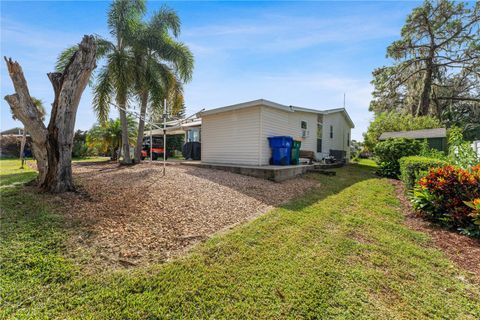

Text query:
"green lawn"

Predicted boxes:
[[1, 159, 479, 319], [352, 158, 377, 167], [72, 156, 110, 163]]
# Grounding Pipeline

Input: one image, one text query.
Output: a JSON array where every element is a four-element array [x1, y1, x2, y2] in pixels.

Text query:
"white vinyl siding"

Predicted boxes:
[[201, 103, 353, 165], [260, 107, 317, 165], [202, 106, 261, 165], [320, 112, 352, 161]]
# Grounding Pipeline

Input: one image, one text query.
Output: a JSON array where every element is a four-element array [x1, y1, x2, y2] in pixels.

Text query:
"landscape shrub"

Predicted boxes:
[[419, 140, 446, 160], [399, 156, 448, 190], [447, 127, 480, 169], [374, 138, 422, 178], [411, 165, 480, 237], [465, 198, 480, 228]]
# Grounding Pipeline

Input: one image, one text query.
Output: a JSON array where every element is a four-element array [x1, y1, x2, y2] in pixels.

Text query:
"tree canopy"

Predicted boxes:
[[364, 111, 442, 151], [87, 116, 137, 160], [369, 1, 479, 118], [367, 0, 480, 144]]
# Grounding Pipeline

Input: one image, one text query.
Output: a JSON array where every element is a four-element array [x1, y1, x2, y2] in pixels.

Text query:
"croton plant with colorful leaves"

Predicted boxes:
[[412, 164, 480, 237]]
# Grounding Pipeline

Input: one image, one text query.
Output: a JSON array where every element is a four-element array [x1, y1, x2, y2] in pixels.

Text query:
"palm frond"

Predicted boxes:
[[109, 49, 135, 102], [149, 5, 181, 37], [152, 34, 194, 82], [94, 35, 115, 59], [108, 0, 146, 46], [93, 65, 114, 123], [56, 37, 114, 77], [55, 45, 78, 72], [147, 61, 174, 115]]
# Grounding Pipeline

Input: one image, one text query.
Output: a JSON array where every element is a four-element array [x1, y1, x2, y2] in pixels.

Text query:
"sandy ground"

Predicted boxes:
[[53, 161, 318, 269]]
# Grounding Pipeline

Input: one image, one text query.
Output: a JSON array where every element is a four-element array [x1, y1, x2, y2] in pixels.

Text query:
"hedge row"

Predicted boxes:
[[374, 138, 422, 178], [399, 156, 448, 190]]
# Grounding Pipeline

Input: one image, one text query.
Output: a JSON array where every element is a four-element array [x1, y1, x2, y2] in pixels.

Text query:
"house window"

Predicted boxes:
[[347, 133, 350, 146], [301, 121, 308, 138], [187, 128, 201, 142], [330, 125, 333, 139]]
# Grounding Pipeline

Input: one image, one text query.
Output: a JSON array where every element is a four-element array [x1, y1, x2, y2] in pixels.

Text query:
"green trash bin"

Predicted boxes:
[[291, 140, 301, 165]]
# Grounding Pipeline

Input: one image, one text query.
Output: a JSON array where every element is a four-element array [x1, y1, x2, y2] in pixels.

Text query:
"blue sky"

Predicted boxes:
[[1, 1, 420, 141]]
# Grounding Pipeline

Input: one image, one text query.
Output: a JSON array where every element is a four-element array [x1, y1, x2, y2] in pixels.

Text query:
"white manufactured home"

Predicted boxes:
[[199, 99, 354, 166]]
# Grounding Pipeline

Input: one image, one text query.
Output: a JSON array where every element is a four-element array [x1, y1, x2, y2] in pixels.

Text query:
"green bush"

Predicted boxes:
[[374, 138, 422, 178], [411, 165, 480, 237], [419, 140, 446, 160], [447, 127, 480, 169], [399, 156, 448, 190]]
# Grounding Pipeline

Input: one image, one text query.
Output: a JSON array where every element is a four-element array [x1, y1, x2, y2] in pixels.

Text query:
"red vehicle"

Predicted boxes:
[[141, 137, 168, 161]]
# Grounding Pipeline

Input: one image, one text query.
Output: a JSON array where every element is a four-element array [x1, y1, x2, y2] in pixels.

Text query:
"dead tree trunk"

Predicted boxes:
[[4, 35, 96, 192], [4, 60, 49, 183], [19, 128, 26, 169]]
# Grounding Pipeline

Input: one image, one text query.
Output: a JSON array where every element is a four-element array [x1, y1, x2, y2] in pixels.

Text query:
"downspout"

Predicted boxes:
[[258, 106, 263, 166]]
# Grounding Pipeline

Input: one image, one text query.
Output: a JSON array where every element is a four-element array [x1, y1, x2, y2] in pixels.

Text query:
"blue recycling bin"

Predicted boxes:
[[268, 136, 293, 165]]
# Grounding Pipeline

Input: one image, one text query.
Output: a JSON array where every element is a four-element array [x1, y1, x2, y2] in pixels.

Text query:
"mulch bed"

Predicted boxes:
[[391, 180, 480, 282], [50, 162, 318, 270]]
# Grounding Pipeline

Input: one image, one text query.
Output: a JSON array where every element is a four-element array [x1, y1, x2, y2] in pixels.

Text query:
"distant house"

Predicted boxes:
[[199, 99, 354, 165], [0, 127, 26, 137], [0, 127, 30, 158], [379, 128, 447, 152]]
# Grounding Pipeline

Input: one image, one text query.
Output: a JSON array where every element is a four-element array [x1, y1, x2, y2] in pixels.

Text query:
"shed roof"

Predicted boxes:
[[379, 128, 447, 140], [200, 99, 355, 128]]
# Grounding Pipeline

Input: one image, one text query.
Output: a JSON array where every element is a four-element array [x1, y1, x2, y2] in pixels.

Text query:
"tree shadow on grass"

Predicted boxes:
[[280, 163, 378, 211]]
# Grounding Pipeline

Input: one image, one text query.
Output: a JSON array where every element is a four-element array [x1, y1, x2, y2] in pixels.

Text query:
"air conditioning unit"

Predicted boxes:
[[302, 129, 309, 138]]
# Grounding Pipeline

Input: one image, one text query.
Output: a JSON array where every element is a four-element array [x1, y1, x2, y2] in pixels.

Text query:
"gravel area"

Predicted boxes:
[[55, 162, 318, 269]]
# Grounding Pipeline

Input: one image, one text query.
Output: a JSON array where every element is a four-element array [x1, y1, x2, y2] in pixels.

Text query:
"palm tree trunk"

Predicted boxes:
[[135, 91, 149, 163], [118, 103, 131, 164], [19, 128, 26, 169]]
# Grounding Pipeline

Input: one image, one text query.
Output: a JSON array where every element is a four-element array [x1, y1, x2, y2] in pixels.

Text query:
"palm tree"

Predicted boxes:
[[94, 0, 146, 164], [87, 116, 137, 160], [131, 6, 193, 162], [57, 0, 145, 164], [57, 1, 194, 164]]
